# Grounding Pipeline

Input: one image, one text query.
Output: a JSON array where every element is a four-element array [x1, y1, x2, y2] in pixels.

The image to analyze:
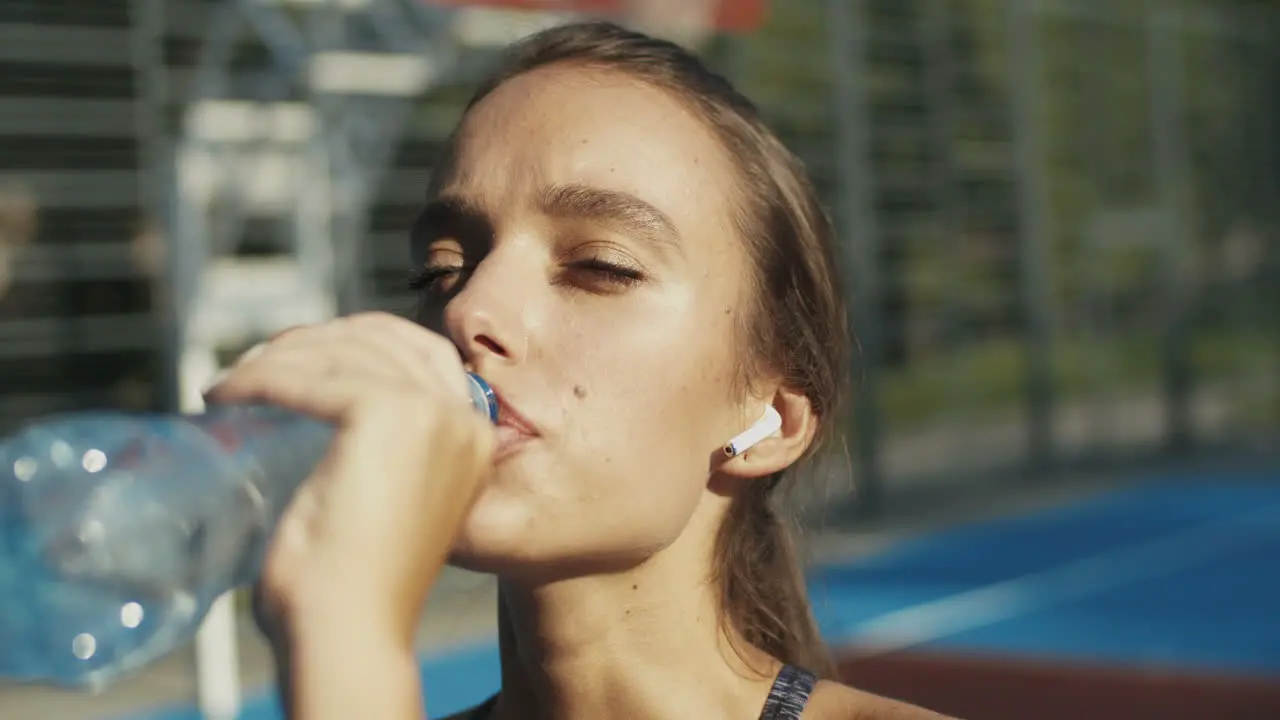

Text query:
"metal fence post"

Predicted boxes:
[[826, 0, 883, 514], [1146, 2, 1195, 452], [1008, 0, 1057, 470], [130, 0, 177, 413]]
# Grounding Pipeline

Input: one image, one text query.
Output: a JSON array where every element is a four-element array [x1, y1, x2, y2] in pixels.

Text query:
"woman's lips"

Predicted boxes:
[[490, 388, 539, 461]]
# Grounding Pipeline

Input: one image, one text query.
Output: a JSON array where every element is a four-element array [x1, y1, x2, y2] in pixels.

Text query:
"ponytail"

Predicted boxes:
[[714, 473, 835, 678]]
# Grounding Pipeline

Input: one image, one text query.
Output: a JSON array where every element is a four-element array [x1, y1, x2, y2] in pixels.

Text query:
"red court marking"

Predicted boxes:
[[422, 0, 766, 32], [837, 649, 1280, 720]]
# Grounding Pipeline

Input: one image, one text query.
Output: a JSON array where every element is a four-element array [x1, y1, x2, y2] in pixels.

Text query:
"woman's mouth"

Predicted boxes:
[[491, 389, 539, 461]]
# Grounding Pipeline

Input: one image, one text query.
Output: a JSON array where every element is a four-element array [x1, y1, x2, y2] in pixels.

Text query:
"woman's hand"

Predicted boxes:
[[207, 312, 496, 645]]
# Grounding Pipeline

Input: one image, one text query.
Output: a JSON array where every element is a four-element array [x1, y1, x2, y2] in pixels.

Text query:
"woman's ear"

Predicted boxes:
[[718, 386, 817, 479]]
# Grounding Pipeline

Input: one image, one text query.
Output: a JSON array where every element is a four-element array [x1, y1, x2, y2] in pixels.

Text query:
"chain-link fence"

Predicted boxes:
[[0, 0, 1273, 479], [0, 0, 1275, 500], [723, 0, 1279, 513]]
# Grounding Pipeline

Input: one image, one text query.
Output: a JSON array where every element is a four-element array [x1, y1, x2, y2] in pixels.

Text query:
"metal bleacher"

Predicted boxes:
[[0, 0, 541, 433], [0, 0, 161, 431]]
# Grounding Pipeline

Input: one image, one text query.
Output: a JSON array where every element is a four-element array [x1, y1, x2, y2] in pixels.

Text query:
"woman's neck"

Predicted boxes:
[[489, 531, 779, 719]]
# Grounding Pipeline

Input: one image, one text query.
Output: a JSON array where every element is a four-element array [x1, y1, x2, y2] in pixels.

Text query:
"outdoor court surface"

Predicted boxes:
[[128, 469, 1280, 720]]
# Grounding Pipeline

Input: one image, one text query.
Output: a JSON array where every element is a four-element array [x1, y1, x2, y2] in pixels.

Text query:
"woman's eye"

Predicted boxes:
[[411, 257, 647, 297], [567, 259, 645, 288], [408, 264, 468, 294]]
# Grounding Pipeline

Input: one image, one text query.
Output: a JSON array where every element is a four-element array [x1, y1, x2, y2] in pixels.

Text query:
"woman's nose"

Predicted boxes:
[[443, 252, 530, 366]]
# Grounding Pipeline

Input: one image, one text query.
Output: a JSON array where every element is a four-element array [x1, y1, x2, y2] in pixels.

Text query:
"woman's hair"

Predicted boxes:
[[452, 21, 849, 678]]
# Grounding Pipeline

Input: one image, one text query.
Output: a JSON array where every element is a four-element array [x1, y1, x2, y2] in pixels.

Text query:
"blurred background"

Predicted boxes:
[[0, 0, 1275, 718]]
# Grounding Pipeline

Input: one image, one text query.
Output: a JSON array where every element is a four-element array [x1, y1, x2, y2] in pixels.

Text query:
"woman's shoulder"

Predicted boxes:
[[805, 679, 957, 719]]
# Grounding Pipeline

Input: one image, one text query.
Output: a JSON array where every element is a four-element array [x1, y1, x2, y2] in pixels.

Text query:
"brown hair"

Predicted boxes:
[[454, 21, 849, 678]]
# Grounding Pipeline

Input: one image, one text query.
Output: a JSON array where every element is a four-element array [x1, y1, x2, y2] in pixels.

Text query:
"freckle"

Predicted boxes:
[[632, 584, 639, 590], [573, 384, 588, 399], [724, 306, 732, 314]]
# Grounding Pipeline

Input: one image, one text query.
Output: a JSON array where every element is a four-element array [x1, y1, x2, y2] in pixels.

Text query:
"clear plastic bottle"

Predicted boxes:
[[0, 373, 497, 690]]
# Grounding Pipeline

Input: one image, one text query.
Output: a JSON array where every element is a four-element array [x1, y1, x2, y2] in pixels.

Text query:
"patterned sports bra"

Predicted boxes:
[[759, 664, 818, 719], [468, 664, 816, 719]]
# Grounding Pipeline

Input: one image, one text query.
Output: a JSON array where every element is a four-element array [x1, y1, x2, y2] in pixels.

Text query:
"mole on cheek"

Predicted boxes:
[[573, 384, 588, 399]]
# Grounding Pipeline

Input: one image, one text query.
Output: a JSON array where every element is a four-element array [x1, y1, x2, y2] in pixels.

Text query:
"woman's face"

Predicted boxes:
[[414, 65, 753, 578]]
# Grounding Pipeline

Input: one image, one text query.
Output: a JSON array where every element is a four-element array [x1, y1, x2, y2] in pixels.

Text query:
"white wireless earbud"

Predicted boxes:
[[723, 406, 783, 458]]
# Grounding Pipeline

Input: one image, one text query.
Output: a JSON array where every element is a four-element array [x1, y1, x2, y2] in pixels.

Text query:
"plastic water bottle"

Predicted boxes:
[[0, 373, 497, 690]]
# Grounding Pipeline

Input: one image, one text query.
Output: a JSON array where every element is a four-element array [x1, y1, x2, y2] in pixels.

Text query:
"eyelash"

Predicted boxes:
[[570, 258, 645, 287], [407, 259, 645, 293], [407, 265, 462, 291]]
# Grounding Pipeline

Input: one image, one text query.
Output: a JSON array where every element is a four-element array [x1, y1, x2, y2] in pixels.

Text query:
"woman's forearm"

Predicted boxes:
[[261, 472, 465, 719], [286, 609, 426, 720]]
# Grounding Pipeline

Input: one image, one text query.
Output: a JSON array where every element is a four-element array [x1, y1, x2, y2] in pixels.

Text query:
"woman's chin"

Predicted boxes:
[[448, 494, 543, 571], [448, 502, 649, 581], [446, 540, 563, 579]]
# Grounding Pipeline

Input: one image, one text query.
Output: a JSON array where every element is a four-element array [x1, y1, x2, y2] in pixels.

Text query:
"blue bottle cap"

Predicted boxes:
[[466, 373, 499, 424]]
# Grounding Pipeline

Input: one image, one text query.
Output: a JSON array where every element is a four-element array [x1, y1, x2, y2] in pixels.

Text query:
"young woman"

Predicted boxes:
[[211, 20, 949, 720]]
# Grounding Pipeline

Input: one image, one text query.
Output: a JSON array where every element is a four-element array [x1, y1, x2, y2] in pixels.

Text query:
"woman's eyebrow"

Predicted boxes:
[[411, 194, 491, 251], [415, 195, 485, 233], [537, 183, 683, 254], [409, 195, 494, 270]]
